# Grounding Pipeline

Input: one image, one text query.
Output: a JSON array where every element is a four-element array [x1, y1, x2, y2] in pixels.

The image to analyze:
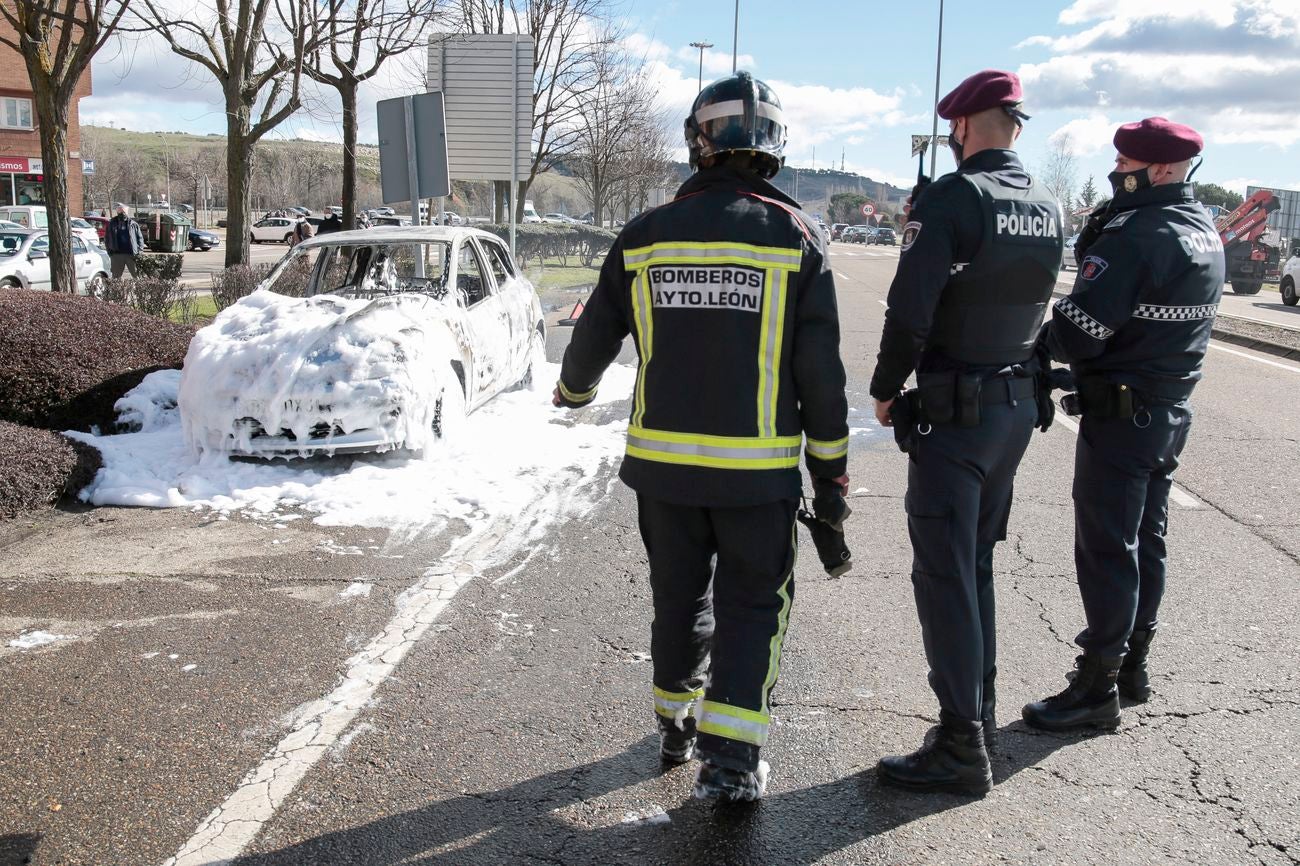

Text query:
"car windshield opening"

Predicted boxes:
[[314, 241, 452, 299]]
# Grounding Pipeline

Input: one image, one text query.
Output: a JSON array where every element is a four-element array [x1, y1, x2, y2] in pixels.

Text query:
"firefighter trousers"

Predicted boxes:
[[637, 494, 798, 773]]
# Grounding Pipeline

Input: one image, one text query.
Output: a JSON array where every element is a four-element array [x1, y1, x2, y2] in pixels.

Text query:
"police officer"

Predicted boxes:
[[1023, 119, 1224, 731], [552, 71, 850, 802], [870, 69, 1063, 796]]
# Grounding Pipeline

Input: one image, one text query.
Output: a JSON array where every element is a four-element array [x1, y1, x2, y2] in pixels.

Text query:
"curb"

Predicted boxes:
[[1212, 314, 1300, 362]]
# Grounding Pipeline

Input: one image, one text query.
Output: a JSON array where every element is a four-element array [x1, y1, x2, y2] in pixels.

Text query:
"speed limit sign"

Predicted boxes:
[[861, 203, 875, 217]]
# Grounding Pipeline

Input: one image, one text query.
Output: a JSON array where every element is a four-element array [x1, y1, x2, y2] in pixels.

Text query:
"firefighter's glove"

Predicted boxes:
[[552, 383, 588, 409], [798, 478, 852, 578]]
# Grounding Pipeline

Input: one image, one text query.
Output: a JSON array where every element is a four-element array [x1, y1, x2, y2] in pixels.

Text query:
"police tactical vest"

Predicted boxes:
[[931, 171, 1064, 365]]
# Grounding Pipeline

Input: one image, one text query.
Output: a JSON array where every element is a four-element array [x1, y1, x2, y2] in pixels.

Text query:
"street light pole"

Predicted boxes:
[[732, 0, 740, 72], [929, 0, 945, 178], [689, 41, 713, 92]]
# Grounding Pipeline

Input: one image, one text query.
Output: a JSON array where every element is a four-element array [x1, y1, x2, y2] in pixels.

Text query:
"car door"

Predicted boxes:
[[23, 234, 52, 290], [477, 235, 532, 377], [71, 236, 101, 291], [454, 237, 511, 403]]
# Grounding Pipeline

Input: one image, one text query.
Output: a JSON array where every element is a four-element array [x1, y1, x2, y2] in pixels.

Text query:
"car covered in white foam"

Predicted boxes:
[[179, 226, 546, 457]]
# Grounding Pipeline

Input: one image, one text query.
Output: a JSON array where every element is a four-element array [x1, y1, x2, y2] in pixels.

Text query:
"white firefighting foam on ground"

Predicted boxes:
[[67, 361, 636, 537]]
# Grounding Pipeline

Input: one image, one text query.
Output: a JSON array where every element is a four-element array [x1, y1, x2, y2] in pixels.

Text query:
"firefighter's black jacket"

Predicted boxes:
[[558, 166, 850, 507]]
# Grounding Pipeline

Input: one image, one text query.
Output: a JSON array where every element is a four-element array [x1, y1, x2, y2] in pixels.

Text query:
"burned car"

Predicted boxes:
[[179, 227, 546, 456]]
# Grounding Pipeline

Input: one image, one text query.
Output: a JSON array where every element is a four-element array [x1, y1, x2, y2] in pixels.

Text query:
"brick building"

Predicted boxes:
[[0, 17, 93, 211]]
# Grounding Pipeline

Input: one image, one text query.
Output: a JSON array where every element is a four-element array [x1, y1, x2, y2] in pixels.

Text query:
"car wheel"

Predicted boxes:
[[1231, 281, 1263, 295], [250, 234, 257, 244], [0, 277, 19, 289], [1282, 277, 1298, 306], [430, 365, 467, 443], [512, 328, 547, 392], [283, 233, 293, 244]]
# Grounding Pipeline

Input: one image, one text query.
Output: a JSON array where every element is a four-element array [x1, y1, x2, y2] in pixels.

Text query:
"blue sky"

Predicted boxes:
[[81, 1, 1300, 200]]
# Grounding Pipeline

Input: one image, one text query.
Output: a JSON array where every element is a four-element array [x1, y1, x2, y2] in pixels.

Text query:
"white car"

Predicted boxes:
[[250, 216, 300, 244], [179, 226, 546, 456], [1281, 254, 1299, 306], [543, 213, 577, 224], [70, 217, 103, 248], [0, 228, 110, 294]]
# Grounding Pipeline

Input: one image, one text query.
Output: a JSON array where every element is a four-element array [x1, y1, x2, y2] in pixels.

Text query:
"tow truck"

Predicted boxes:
[[1216, 189, 1280, 295]]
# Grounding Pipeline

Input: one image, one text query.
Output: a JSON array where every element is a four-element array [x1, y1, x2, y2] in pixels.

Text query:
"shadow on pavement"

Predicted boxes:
[[0, 833, 40, 866], [236, 728, 1086, 866]]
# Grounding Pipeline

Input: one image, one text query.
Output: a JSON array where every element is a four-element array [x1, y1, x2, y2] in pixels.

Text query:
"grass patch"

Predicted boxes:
[[169, 292, 217, 323], [524, 257, 601, 291]]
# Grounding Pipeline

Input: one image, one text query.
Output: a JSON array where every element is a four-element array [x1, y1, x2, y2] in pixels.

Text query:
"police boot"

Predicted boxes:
[[1117, 629, 1155, 702], [876, 711, 993, 796], [1022, 654, 1123, 732], [982, 670, 997, 753]]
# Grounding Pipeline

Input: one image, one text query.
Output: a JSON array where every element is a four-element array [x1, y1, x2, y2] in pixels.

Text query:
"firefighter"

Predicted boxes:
[[552, 70, 850, 803], [1023, 119, 1224, 731], [870, 69, 1063, 795]]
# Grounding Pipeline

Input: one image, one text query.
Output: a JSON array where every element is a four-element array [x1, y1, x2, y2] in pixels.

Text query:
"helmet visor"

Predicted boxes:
[[692, 99, 786, 156]]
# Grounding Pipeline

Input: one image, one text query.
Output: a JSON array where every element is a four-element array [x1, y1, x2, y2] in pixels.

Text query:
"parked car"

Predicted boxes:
[[523, 200, 542, 224], [0, 228, 110, 295], [0, 219, 25, 231], [0, 205, 50, 229], [328, 205, 343, 217], [250, 216, 301, 244], [440, 211, 464, 226], [576, 211, 595, 225], [189, 227, 221, 252], [831, 223, 849, 241], [869, 227, 897, 246], [371, 215, 411, 227], [69, 217, 103, 248], [375, 206, 395, 217], [1061, 234, 1079, 270], [179, 226, 547, 457], [83, 215, 110, 243], [290, 206, 311, 216], [543, 213, 576, 224], [1280, 253, 1300, 306]]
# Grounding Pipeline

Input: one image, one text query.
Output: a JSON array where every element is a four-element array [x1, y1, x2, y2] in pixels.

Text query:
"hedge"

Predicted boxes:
[[0, 421, 102, 519], [480, 223, 618, 268], [0, 288, 193, 433]]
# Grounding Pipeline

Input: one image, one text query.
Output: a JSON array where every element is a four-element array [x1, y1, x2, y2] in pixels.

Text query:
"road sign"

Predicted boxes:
[[861, 203, 875, 217], [377, 92, 451, 206], [82, 159, 95, 175]]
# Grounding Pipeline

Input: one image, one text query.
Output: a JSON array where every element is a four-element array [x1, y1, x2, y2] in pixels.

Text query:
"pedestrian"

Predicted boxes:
[[104, 204, 145, 279], [292, 217, 314, 246], [869, 69, 1063, 796], [319, 213, 343, 234], [552, 71, 850, 803], [1022, 119, 1225, 731]]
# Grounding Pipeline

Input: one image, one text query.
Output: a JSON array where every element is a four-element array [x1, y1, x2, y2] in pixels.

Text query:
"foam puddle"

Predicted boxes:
[[67, 362, 636, 541]]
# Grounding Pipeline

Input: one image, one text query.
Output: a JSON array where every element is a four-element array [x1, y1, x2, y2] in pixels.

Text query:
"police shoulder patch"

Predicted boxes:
[[1103, 210, 1136, 231], [1080, 255, 1109, 281], [901, 221, 922, 251]]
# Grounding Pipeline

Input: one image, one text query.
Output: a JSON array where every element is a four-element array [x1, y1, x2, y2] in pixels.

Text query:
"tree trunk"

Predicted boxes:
[[224, 114, 254, 268], [514, 179, 528, 223], [31, 83, 76, 293], [340, 79, 359, 229], [493, 181, 508, 223]]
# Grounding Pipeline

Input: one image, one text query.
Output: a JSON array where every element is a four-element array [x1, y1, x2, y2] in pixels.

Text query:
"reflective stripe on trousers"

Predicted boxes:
[[653, 686, 705, 721]]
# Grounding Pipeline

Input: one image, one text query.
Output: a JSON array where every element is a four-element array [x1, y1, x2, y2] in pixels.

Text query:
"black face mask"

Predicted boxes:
[[949, 133, 965, 166], [1108, 167, 1152, 197]]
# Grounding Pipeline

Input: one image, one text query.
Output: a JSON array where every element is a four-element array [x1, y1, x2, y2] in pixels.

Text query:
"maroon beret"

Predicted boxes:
[[1113, 117, 1203, 163], [937, 69, 1029, 121]]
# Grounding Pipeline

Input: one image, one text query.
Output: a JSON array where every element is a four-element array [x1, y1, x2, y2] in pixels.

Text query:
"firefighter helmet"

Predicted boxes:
[[685, 71, 787, 179]]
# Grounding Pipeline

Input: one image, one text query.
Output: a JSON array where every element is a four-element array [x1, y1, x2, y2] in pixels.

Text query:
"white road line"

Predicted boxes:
[[837, 271, 852, 281], [1208, 342, 1300, 373], [877, 300, 887, 307], [164, 520, 508, 866], [1051, 415, 1200, 508]]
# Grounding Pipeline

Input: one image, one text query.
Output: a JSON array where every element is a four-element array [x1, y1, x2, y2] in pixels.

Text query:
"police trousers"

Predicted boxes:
[[905, 398, 1037, 721], [637, 495, 798, 773], [1073, 401, 1192, 657]]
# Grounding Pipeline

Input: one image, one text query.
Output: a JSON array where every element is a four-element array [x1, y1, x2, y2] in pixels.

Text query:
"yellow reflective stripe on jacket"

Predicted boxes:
[[630, 268, 654, 427], [627, 426, 801, 471], [805, 434, 849, 461], [653, 685, 704, 720], [558, 379, 597, 404], [623, 241, 802, 271], [756, 268, 789, 438], [697, 700, 771, 746]]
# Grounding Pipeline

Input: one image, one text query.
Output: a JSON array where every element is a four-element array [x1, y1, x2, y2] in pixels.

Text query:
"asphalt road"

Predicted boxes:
[[3, 241, 1299, 866], [177, 230, 292, 285]]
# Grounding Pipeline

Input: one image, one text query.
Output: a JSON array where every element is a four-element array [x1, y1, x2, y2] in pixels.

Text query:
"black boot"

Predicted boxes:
[[877, 710, 993, 796], [1022, 654, 1123, 732], [982, 669, 997, 753], [1117, 629, 1155, 702]]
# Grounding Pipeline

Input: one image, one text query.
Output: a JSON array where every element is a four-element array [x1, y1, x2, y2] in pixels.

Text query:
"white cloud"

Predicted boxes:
[[1218, 176, 1264, 195], [1048, 113, 1118, 157]]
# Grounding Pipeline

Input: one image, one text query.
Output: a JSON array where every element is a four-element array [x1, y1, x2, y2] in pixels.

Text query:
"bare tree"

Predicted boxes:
[[565, 38, 652, 227], [305, 0, 438, 229], [1041, 134, 1078, 216], [0, 0, 133, 292], [448, 0, 616, 221], [136, 0, 319, 266], [609, 106, 675, 221]]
